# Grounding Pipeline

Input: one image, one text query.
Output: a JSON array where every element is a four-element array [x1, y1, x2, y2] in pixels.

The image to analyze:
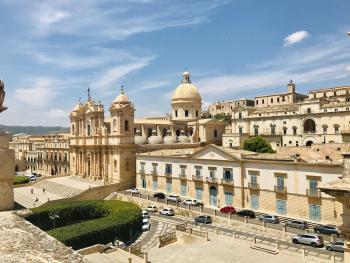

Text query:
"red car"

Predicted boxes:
[[220, 205, 236, 214]]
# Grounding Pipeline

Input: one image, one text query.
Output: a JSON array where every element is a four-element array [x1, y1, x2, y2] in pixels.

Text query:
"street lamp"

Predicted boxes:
[[49, 212, 59, 229]]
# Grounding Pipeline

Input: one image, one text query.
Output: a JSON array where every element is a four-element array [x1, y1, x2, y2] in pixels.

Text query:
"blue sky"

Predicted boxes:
[[1, 0, 350, 126]]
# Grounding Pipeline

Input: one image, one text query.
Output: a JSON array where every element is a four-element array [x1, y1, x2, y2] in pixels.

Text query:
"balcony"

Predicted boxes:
[[165, 171, 172, 177], [306, 189, 321, 197], [179, 173, 187, 180], [151, 170, 158, 176], [138, 169, 145, 175], [274, 185, 287, 193], [248, 183, 260, 190], [205, 177, 218, 183], [192, 175, 203, 182], [221, 178, 234, 185]]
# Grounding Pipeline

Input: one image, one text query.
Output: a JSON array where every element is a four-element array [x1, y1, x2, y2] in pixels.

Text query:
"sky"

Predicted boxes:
[[1, 0, 350, 126]]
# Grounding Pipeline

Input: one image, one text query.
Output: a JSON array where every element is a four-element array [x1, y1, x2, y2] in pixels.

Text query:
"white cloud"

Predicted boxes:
[[93, 56, 155, 90], [13, 78, 59, 107], [47, 108, 67, 118], [284, 30, 310, 46]]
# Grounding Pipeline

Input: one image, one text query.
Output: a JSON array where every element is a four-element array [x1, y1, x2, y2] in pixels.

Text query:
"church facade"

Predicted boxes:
[[68, 72, 225, 187]]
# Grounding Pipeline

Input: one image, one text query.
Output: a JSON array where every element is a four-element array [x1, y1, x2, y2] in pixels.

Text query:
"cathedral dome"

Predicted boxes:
[[113, 87, 129, 103], [172, 72, 201, 102]]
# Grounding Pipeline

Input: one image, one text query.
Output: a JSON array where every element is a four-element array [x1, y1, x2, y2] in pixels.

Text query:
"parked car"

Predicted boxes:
[[258, 214, 280, 224], [326, 241, 344, 253], [166, 194, 181, 203], [159, 208, 175, 216], [142, 218, 151, 231], [220, 205, 236, 214], [292, 234, 324, 247], [145, 205, 158, 212], [183, 199, 200, 206], [141, 211, 150, 218], [153, 192, 165, 199], [314, 225, 340, 236], [236, 209, 255, 218], [286, 220, 309, 230], [195, 215, 212, 224], [128, 188, 139, 194], [29, 175, 37, 183]]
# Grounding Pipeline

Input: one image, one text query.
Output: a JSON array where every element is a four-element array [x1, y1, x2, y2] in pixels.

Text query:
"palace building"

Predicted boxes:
[[136, 144, 343, 224], [207, 81, 350, 149], [68, 72, 225, 187]]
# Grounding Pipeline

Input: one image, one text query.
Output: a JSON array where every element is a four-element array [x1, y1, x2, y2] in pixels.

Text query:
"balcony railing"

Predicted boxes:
[[151, 170, 158, 176], [248, 183, 260, 190], [221, 178, 234, 185], [192, 175, 203, 181], [306, 189, 321, 197], [138, 169, 145, 175], [179, 173, 187, 179], [205, 177, 218, 183], [165, 171, 172, 177], [274, 185, 287, 193]]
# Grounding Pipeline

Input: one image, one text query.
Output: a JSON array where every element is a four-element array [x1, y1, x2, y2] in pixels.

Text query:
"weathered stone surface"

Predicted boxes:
[[0, 211, 88, 262], [0, 133, 14, 211]]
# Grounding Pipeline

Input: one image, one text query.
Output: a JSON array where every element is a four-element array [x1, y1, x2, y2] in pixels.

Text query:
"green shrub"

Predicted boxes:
[[14, 176, 29, 185], [26, 200, 142, 250]]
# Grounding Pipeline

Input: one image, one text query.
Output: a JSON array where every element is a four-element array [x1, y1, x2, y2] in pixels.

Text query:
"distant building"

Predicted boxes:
[[219, 81, 350, 149]]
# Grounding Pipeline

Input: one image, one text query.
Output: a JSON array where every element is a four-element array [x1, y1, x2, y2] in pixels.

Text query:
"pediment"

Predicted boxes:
[[190, 144, 239, 161]]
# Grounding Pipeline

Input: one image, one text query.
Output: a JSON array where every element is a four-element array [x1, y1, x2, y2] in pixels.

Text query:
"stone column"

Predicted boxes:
[[0, 132, 14, 211]]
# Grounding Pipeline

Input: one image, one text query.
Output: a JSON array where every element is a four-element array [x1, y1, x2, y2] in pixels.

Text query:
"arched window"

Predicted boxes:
[[113, 119, 117, 132], [176, 129, 181, 137], [214, 129, 218, 138], [303, 119, 316, 133], [188, 127, 194, 136], [254, 125, 259, 135], [147, 128, 153, 137], [283, 127, 287, 135]]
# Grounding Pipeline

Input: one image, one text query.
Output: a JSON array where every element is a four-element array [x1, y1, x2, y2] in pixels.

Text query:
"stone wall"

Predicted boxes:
[[0, 132, 14, 211]]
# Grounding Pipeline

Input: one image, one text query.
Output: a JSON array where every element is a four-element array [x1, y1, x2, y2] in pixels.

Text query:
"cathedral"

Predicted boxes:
[[69, 72, 225, 186]]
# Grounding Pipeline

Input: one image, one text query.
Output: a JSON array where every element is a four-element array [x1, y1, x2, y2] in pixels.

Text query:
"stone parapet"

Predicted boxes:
[[0, 132, 14, 211]]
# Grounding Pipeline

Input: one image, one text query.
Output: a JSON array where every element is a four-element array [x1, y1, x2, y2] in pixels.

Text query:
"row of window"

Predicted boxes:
[[140, 162, 233, 180], [174, 109, 199, 118]]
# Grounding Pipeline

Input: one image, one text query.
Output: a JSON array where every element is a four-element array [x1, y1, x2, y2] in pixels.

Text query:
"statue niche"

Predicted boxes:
[[0, 80, 8, 113]]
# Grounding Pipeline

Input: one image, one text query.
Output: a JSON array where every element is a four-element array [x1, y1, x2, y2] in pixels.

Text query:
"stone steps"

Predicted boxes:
[[34, 180, 82, 198], [14, 191, 43, 209]]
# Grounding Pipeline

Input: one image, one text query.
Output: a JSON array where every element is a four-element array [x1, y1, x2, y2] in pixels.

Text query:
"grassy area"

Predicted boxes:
[[13, 175, 29, 185], [26, 200, 142, 249]]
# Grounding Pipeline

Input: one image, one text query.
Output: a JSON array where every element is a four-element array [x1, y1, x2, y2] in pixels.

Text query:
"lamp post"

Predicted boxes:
[[49, 212, 59, 229]]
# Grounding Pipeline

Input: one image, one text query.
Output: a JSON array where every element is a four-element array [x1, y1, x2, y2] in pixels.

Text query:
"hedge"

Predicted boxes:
[[14, 176, 29, 185], [26, 200, 142, 249]]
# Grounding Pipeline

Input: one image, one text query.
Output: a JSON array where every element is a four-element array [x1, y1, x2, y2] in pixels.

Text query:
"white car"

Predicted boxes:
[[159, 208, 175, 216], [145, 205, 158, 212], [166, 194, 181, 203], [29, 175, 37, 183], [183, 199, 200, 206], [129, 188, 139, 194], [141, 211, 150, 218], [142, 218, 151, 231]]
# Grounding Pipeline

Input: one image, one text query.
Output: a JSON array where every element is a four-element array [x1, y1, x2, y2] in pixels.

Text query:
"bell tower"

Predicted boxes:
[[108, 87, 136, 187]]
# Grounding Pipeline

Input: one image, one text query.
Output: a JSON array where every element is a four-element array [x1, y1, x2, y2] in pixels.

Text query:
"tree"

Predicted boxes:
[[243, 136, 275, 153]]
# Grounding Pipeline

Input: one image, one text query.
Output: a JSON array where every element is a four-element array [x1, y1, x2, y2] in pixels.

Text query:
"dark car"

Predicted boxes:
[[195, 215, 212, 224], [286, 220, 309, 230], [220, 205, 236, 214], [314, 225, 340, 236], [153, 192, 165, 199], [236, 209, 255, 218]]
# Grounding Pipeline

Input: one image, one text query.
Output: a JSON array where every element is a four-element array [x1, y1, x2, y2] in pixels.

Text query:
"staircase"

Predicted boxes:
[[34, 180, 82, 198], [14, 191, 44, 209]]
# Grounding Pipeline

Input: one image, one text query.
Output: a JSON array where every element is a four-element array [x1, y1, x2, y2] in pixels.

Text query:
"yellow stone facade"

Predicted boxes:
[[136, 144, 343, 224]]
